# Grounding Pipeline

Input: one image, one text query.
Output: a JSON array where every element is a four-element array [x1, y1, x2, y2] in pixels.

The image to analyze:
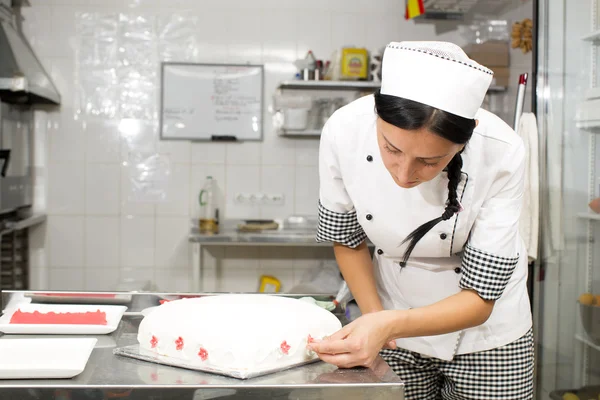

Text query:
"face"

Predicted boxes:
[[376, 118, 466, 189]]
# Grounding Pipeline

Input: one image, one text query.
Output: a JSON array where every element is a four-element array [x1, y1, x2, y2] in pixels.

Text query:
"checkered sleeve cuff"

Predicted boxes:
[[316, 201, 367, 248], [459, 245, 519, 300]]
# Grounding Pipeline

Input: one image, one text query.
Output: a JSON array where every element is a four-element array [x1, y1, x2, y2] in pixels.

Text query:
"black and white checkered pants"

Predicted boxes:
[[380, 329, 534, 400]]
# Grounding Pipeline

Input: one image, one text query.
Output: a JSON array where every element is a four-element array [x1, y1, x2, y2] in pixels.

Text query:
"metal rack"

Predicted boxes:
[[0, 229, 28, 290], [572, 0, 600, 389]]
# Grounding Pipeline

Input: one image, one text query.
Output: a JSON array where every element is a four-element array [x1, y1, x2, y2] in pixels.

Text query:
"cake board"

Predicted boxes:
[[113, 344, 321, 380]]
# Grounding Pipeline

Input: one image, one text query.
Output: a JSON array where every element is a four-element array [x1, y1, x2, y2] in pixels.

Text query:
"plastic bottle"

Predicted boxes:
[[302, 50, 317, 80], [198, 176, 218, 234]]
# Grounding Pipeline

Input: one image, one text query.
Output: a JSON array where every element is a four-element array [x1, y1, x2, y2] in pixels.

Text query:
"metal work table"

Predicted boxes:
[[188, 220, 373, 292], [0, 290, 404, 400]]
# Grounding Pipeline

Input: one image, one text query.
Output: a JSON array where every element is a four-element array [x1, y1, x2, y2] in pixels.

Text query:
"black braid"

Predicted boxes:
[[399, 154, 463, 266]]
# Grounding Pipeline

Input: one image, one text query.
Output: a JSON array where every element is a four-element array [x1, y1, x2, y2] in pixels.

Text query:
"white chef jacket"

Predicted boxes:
[[316, 95, 532, 361]]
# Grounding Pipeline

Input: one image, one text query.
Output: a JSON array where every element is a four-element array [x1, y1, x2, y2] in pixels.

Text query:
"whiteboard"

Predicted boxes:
[[160, 63, 263, 141]]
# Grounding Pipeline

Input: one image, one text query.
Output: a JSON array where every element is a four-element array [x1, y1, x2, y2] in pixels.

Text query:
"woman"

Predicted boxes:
[[308, 41, 534, 399]]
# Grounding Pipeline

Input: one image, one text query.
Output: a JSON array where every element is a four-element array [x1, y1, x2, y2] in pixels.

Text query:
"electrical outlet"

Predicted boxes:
[[234, 192, 285, 205], [234, 193, 253, 204], [265, 193, 285, 205]]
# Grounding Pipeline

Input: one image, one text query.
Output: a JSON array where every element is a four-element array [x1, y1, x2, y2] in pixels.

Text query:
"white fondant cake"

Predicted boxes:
[[137, 294, 342, 374]]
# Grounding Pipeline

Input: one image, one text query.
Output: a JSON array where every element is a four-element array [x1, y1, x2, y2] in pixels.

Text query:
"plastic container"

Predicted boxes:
[[198, 176, 218, 234]]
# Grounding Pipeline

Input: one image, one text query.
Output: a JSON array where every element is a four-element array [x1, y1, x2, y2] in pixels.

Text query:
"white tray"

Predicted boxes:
[[0, 304, 127, 335], [0, 338, 97, 379]]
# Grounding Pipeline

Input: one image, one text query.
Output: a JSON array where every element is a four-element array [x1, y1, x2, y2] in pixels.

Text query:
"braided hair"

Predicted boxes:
[[374, 90, 476, 266]]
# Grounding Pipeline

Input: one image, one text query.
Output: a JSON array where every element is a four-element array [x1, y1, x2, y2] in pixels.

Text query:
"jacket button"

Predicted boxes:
[[366, 155, 373, 162], [377, 249, 383, 255], [454, 268, 461, 274], [366, 214, 373, 221], [440, 233, 448, 240]]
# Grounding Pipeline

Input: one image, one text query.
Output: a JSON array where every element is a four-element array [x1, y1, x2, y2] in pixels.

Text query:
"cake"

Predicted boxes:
[[137, 294, 342, 375], [10, 309, 108, 325]]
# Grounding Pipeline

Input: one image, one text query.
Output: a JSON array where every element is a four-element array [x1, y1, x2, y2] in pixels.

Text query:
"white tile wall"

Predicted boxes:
[[24, 0, 473, 291], [85, 164, 121, 215], [120, 216, 155, 267], [85, 216, 120, 268], [48, 216, 85, 267]]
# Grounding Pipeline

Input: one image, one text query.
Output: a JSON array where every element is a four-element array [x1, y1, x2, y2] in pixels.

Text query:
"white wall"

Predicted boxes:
[[21, 0, 495, 293]]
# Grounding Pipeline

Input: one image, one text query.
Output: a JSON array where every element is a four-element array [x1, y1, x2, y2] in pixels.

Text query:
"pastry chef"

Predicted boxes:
[[308, 41, 534, 399]]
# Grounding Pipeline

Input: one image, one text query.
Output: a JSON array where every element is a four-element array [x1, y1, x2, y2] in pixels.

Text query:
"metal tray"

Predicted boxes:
[[114, 344, 321, 380]]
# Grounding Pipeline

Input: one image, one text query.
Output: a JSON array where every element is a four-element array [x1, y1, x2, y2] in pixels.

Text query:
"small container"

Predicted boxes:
[[315, 60, 323, 80], [302, 68, 315, 81], [340, 47, 369, 80]]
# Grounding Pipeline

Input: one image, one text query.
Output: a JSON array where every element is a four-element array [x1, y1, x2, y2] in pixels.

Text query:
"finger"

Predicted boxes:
[[315, 352, 365, 369], [309, 338, 359, 355], [387, 340, 397, 350], [325, 324, 352, 342]]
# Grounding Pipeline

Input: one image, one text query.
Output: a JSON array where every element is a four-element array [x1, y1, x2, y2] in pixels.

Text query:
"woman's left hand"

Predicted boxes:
[[307, 310, 395, 369]]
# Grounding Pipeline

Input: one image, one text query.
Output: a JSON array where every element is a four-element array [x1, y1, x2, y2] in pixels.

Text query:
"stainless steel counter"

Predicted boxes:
[[0, 291, 404, 400], [188, 220, 373, 292], [188, 220, 327, 246]]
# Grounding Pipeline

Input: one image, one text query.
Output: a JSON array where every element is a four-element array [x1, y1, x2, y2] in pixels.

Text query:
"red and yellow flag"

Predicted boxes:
[[405, 0, 425, 19]]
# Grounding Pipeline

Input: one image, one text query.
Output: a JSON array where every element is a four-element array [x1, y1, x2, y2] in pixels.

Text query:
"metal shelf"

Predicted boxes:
[[575, 334, 600, 352], [278, 80, 381, 90], [576, 120, 600, 130], [278, 129, 321, 137], [582, 29, 600, 41], [578, 213, 600, 221], [278, 80, 507, 93]]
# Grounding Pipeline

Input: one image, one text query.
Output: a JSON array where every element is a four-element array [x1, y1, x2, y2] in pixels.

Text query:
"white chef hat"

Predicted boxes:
[[380, 41, 493, 119]]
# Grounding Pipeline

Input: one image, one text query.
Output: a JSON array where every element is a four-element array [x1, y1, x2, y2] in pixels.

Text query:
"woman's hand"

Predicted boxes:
[[308, 310, 396, 369]]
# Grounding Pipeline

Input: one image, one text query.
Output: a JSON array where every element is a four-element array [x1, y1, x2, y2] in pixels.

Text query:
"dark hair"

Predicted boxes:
[[374, 90, 476, 266]]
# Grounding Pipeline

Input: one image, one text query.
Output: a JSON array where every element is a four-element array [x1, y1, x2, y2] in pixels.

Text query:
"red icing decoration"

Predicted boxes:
[[175, 337, 184, 351], [9, 309, 107, 325], [307, 334, 314, 344], [280, 341, 291, 355], [150, 372, 158, 382], [198, 347, 208, 361], [150, 336, 158, 348]]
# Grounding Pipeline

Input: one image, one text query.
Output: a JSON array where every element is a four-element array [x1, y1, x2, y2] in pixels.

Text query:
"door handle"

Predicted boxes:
[[0, 150, 11, 177]]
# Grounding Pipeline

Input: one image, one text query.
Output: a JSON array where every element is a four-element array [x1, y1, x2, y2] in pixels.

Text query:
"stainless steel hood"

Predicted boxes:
[[0, 2, 60, 105]]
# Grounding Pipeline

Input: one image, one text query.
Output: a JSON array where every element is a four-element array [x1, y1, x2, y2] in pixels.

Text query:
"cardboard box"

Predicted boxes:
[[489, 66, 510, 87], [463, 40, 510, 67]]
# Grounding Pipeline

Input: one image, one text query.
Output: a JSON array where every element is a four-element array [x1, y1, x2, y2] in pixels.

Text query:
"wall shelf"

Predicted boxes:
[[576, 120, 600, 130], [278, 80, 507, 93], [575, 334, 600, 352], [278, 80, 381, 90], [277, 129, 321, 137], [582, 29, 600, 41], [578, 212, 600, 221]]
